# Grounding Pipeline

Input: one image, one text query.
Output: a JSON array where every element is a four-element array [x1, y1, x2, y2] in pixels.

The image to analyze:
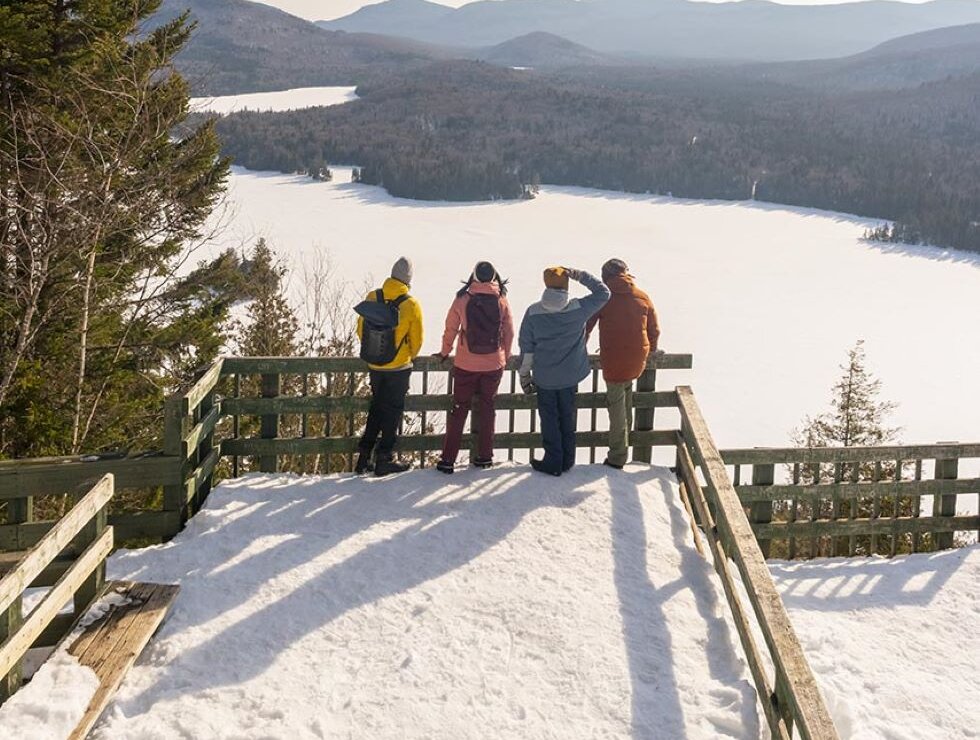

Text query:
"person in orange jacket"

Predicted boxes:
[[434, 261, 515, 473], [586, 258, 661, 469]]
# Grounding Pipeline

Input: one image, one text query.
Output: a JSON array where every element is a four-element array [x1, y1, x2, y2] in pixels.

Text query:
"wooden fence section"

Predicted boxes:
[[721, 443, 980, 559], [0, 475, 114, 701], [216, 353, 692, 475], [675, 388, 839, 740]]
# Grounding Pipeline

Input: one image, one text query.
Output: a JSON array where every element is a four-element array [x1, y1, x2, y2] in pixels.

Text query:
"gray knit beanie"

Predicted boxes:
[[391, 256, 413, 286], [601, 258, 628, 280]]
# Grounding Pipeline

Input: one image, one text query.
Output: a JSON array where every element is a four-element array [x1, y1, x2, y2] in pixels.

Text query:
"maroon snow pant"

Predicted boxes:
[[441, 367, 504, 464]]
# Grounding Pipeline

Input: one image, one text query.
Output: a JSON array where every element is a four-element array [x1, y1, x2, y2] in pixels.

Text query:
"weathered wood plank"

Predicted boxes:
[[220, 390, 678, 416], [0, 511, 180, 552], [0, 476, 113, 616], [734, 477, 980, 502], [221, 353, 694, 376], [677, 387, 838, 740], [221, 429, 680, 457], [0, 526, 113, 680], [65, 581, 179, 740], [181, 402, 222, 460], [721, 443, 980, 465], [179, 358, 224, 416], [676, 443, 790, 740], [752, 514, 980, 539], [0, 457, 180, 501]]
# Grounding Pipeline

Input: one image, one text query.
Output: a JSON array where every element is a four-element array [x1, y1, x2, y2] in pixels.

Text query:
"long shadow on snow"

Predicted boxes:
[[770, 546, 971, 612], [611, 466, 757, 738], [121, 466, 593, 705]]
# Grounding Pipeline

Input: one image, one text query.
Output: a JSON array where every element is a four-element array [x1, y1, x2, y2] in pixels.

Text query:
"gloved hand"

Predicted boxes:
[[520, 373, 536, 395], [562, 267, 581, 281]]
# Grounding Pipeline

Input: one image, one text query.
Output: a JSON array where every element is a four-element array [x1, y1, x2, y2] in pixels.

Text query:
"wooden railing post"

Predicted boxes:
[[260, 373, 280, 473], [163, 396, 190, 532], [0, 596, 23, 701], [196, 390, 216, 507], [934, 445, 959, 551], [631, 363, 657, 463], [750, 462, 775, 558]]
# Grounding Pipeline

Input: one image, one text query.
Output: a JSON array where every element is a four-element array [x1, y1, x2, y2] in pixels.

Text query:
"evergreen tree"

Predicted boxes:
[[789, 340, 911, 556], [0, 0, 232, 457]]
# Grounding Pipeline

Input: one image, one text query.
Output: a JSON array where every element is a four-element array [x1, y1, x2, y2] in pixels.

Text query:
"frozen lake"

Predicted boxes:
[[206, 166, 980, 456], [189, 86, 358, 115]]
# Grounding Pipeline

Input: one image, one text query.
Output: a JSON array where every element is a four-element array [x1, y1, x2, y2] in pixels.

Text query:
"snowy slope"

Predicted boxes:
[[93, 465, 761, 738], [773, 546, 980, 739], [207, 166, 980, 459], [190, 86, 358, 115]]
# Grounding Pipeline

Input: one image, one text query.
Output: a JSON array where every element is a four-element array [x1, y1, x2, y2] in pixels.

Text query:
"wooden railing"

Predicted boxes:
[[675, 388, 839, 740], [721, 443, 980, 559], [0, 475, 113, 701], [214, 353, 692, 476]]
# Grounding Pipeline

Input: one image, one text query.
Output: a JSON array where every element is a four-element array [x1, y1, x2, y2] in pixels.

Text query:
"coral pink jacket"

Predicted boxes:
[[441, 282, 515, 373]]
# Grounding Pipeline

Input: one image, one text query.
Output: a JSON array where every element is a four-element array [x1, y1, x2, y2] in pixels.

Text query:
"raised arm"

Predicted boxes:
[[568, 269, 611, 316]]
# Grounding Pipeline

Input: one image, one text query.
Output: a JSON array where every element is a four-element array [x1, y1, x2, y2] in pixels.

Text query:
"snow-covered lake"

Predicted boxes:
[[207, 166, 980, 455], [189, 86, 358, 115]]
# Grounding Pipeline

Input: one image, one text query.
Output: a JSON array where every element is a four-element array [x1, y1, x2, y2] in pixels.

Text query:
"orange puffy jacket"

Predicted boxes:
[[586, 275, 660, 383]]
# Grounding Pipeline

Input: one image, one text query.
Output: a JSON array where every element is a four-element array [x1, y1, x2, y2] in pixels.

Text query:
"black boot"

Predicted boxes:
[[375, 454, 410, 477], [472, 457, 493, 469], [530, 458, 561, 477], [354, 450, 373, 474], [436, 460, 455, 474]]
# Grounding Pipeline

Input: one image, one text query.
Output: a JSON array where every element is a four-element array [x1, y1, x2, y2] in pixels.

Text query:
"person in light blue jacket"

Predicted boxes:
[[518, 266, 610, 476]]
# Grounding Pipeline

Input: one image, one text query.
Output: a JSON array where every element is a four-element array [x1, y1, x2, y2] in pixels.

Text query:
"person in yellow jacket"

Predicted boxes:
[[355, 257, 424, 476]]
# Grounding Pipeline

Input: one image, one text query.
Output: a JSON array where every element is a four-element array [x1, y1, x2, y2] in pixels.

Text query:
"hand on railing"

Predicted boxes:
[[519, 373, 537, 395]]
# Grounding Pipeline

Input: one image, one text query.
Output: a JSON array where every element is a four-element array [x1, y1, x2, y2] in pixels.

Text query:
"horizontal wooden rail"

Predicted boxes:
[[720, 443, 980, 465], [220, 390, 679, 416], [220, 352, 694, 375], [753, 515, 979, 539], [676, 387, 839, 740], [222, 430, 681, 457], [735, 477, 980, 503], [0, 456, 181, 501]]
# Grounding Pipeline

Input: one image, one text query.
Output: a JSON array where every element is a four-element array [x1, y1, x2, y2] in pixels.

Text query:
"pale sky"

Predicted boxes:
[[258, 0, 937, 24]]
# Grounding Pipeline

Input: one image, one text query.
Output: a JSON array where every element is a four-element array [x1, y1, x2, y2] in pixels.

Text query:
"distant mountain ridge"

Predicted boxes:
[[475, 32, 618, 68], [751, 22, 980, 90], [319, 0, 980, 61]]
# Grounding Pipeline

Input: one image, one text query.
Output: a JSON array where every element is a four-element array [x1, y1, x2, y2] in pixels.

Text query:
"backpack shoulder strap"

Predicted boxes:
[[391, 294, 410, 308], [375, 288, 385, 303]]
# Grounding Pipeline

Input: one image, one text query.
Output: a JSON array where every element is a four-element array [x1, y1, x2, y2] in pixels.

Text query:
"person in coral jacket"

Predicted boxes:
[[434, 261, 515, 473], [586, 258, 661, 469]]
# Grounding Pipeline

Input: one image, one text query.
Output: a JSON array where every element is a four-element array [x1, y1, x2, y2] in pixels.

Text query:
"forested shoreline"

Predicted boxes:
[[213, 62, 980, 253]]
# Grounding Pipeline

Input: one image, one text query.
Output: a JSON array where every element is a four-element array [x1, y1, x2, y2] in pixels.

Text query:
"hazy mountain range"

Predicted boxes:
[[319, 0, 980, 61]]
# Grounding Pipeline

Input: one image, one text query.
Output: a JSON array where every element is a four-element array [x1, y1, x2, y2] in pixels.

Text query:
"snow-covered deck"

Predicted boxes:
[[94, 465, 761, 738]]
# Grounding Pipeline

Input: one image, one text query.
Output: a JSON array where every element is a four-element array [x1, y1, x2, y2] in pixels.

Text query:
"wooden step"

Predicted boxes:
[[61, 580, 179, 739]]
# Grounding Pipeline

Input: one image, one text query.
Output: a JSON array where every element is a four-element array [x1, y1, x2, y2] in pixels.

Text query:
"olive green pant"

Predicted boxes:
[[606, 381, 633, 467]]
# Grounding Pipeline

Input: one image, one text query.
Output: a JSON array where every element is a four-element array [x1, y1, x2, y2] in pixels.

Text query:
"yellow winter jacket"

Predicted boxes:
[[357, 277, 424, 371]]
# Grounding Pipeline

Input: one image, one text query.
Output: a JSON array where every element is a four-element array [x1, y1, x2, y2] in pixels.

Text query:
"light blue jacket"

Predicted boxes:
[[518, 271, 610, 390]]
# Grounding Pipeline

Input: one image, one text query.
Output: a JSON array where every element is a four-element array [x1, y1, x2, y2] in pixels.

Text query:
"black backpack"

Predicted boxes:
[[355, 289, 409, 365], [465, 292, 502, 355]]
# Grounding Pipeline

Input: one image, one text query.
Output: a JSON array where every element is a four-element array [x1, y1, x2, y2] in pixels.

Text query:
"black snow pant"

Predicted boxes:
[[358, 368, 412, 458]]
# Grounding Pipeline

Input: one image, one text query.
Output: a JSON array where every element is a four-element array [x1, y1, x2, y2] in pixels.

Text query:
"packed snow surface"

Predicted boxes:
[[773, 546, 980, 740], [0, 651, 98, 740], [190, 86, 358, 115], [95, 466, 761, 738], [208, 167, 980, 456]]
